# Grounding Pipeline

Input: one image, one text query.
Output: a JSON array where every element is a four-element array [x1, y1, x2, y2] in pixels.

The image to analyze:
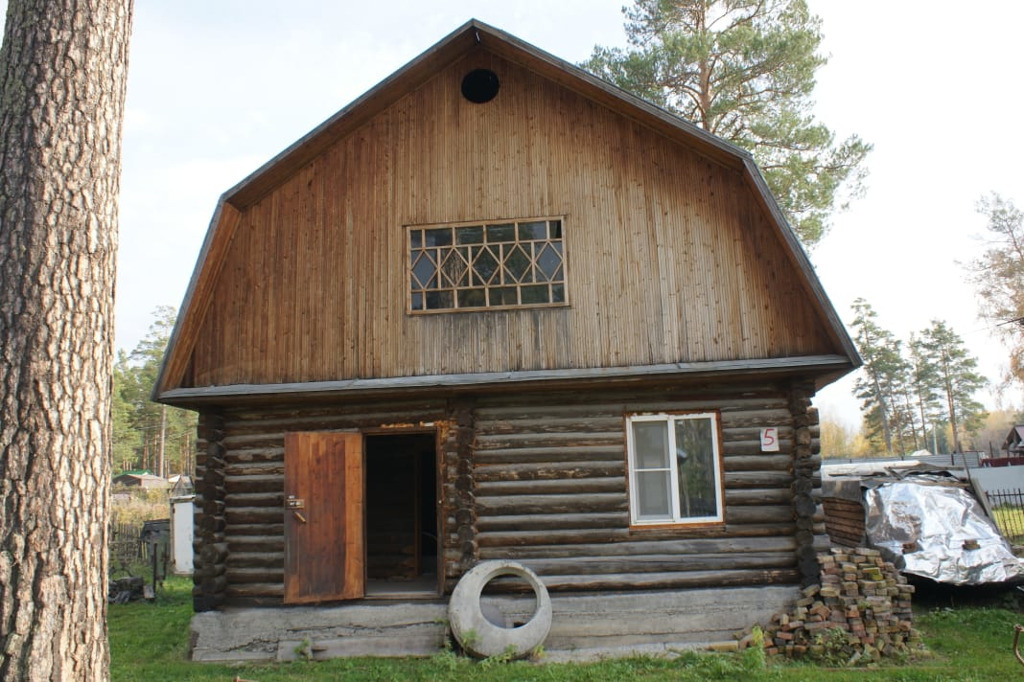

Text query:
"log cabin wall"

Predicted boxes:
[[185, 47, 839, 389], [195, 398, 450, 606], [193, 380, 824, 607], [469, 382, 824, 593], [193, 412, 228, 610]]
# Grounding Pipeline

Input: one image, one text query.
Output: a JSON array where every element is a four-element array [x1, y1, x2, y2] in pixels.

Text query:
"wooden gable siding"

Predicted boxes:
[[187, 48, 836, 389], [193, 382, 823, 604]]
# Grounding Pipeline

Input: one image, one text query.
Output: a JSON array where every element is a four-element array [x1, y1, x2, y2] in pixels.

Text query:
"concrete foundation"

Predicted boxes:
[[190, 585, 800, 662]]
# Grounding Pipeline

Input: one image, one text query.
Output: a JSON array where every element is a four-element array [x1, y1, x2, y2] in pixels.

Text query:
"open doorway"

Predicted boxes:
[[364, 432, 438, 596]]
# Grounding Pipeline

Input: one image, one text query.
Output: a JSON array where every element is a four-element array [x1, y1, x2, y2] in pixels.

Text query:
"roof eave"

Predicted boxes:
[[155, 354, 856, 408]]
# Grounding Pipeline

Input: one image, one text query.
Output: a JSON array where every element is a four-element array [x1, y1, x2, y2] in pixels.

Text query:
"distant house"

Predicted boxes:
[[112, 472, 170, 489], [1004, 425, 1024, 457], [154, 20, 860, 660]]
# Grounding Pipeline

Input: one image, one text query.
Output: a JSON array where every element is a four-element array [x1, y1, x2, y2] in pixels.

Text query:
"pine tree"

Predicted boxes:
[[583, 0, 870, 245], [115, 307, 197, 477], [920, 320, 989, 453], [850, 299, 903, 455], [0, 0, 133, 677], [907, 333, 945, 451]]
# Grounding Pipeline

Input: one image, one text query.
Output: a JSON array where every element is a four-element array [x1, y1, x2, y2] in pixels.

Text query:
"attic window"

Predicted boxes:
[[408, 218, 566, 313], [461, 69, 500, 103]]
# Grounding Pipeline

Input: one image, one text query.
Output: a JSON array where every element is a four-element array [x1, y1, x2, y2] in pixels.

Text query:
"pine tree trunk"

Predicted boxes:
[[0, 1, 133, 679]]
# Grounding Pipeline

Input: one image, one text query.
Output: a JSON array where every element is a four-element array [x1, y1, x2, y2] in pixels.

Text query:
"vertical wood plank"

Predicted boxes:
[[187, 50, 843, 389]]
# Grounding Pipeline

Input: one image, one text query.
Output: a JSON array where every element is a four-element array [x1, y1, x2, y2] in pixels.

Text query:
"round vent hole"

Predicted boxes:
[[461, 69, 500, 103]]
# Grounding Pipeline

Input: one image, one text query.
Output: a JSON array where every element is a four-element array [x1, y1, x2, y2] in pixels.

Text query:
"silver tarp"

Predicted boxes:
[[864, 480, 1024, 585]]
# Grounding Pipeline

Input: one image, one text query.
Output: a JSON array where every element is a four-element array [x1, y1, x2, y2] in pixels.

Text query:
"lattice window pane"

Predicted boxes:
[[407, 217, 566, 313]]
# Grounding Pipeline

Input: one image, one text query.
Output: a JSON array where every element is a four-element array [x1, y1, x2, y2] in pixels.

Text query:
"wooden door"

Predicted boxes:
[[283, 431, 364, 604]]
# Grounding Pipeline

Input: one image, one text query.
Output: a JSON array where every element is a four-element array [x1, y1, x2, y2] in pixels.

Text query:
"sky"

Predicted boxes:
[[3, 0, 1022, 428]]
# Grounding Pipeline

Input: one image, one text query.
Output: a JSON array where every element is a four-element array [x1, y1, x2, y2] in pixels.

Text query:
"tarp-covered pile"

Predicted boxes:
[[865, 480, 1024, 585]]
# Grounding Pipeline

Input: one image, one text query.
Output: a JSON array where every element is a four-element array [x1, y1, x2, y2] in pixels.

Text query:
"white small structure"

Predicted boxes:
[[169, 476, 195, 575]]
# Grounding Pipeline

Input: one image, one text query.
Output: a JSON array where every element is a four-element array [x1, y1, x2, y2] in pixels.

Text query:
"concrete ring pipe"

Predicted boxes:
[[447, 560, 552, 659]]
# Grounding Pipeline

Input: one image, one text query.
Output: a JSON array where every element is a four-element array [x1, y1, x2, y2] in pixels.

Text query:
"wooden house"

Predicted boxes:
[[155, 20, 860, 660], [1004, 426, 1024, 457]]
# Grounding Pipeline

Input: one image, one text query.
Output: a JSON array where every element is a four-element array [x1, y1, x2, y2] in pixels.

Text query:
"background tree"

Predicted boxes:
[[906, 333, 945, 451], [819, 412, 870, 458], [968, 193, 1024, 388], [111, 352, 143, 471], [972, 409, 1019, 456], [113, 306, 197, 476], [850, 299, 904, 455], [0, 0, 133, 678], [920, 320, 989, 453], [848, 300, 991, 456], [583, 0, 871, 245]]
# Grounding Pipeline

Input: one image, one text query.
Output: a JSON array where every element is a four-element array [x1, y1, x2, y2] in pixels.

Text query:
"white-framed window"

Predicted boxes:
[[626, 412, 724, 526]]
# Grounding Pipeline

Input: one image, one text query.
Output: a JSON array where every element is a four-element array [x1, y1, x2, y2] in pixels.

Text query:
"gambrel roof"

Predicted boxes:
[[155, 19, 860, 405]]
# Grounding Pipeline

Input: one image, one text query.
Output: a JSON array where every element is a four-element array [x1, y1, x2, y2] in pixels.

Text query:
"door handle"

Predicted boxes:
[[293, 510, 307, 524]]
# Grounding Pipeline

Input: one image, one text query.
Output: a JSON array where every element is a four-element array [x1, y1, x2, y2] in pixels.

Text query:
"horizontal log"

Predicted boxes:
[[512, 551, 797, 576], [229, 552, 284, 568], [474, 416, 623, 435], [724, 471, 792, 488], [225, 463, 286, 478], [224, 492, 284, 506], [718, 408, 792, 428], [227, 537, 283, 554], [222, 431, 289, 448], [477, 528, 632, 547], [225, 474, 285, 494], [476, 493, 627, 516], [476, 512, 628, 532], [225, 583, 284, 599], [722, 439, 793, 456], [473, 392, 787, 416], [724, 489, 793, 506], [475, 431, 624, 450], [475, 477, 624, 496], [721, 454, 792, 471], [474, 461, 624, 482], [536, 568, 800, 592], [225, 506, 283, 525], [478, 520, 797, 549], [226, 523, 284, 537], [474, 446, 624, 464], [474, 403, 624, 420], [483, 534, 799, 558], [224, 403, 444, 429], [224, 448, 285, 464], [624, 399, 788, 417], [225, 567, 283, 584], [721, 425, 793, 439], [725, 505, 793, 525]]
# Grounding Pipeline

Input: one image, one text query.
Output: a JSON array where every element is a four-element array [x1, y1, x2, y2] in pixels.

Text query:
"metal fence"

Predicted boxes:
[[987, 488, 1024, 543], [109, 522, 144, 572]]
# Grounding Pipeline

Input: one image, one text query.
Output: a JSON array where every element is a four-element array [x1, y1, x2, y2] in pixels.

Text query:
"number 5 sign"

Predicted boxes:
[[760, 427, 780, 452]]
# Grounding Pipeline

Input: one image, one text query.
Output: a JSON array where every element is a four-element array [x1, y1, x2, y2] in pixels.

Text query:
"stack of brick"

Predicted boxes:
[[740, 547, 921, 662]]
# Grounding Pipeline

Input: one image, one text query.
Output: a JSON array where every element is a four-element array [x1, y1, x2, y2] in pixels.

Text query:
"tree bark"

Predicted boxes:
[[0, 1, 133, 679]]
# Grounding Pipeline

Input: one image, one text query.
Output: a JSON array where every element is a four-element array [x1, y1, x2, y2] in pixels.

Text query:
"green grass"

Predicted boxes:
[[109, 577, 1024, 681]]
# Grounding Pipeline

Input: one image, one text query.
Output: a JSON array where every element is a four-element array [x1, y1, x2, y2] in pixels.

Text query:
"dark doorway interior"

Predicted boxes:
[[364, 433, 438, 595]]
